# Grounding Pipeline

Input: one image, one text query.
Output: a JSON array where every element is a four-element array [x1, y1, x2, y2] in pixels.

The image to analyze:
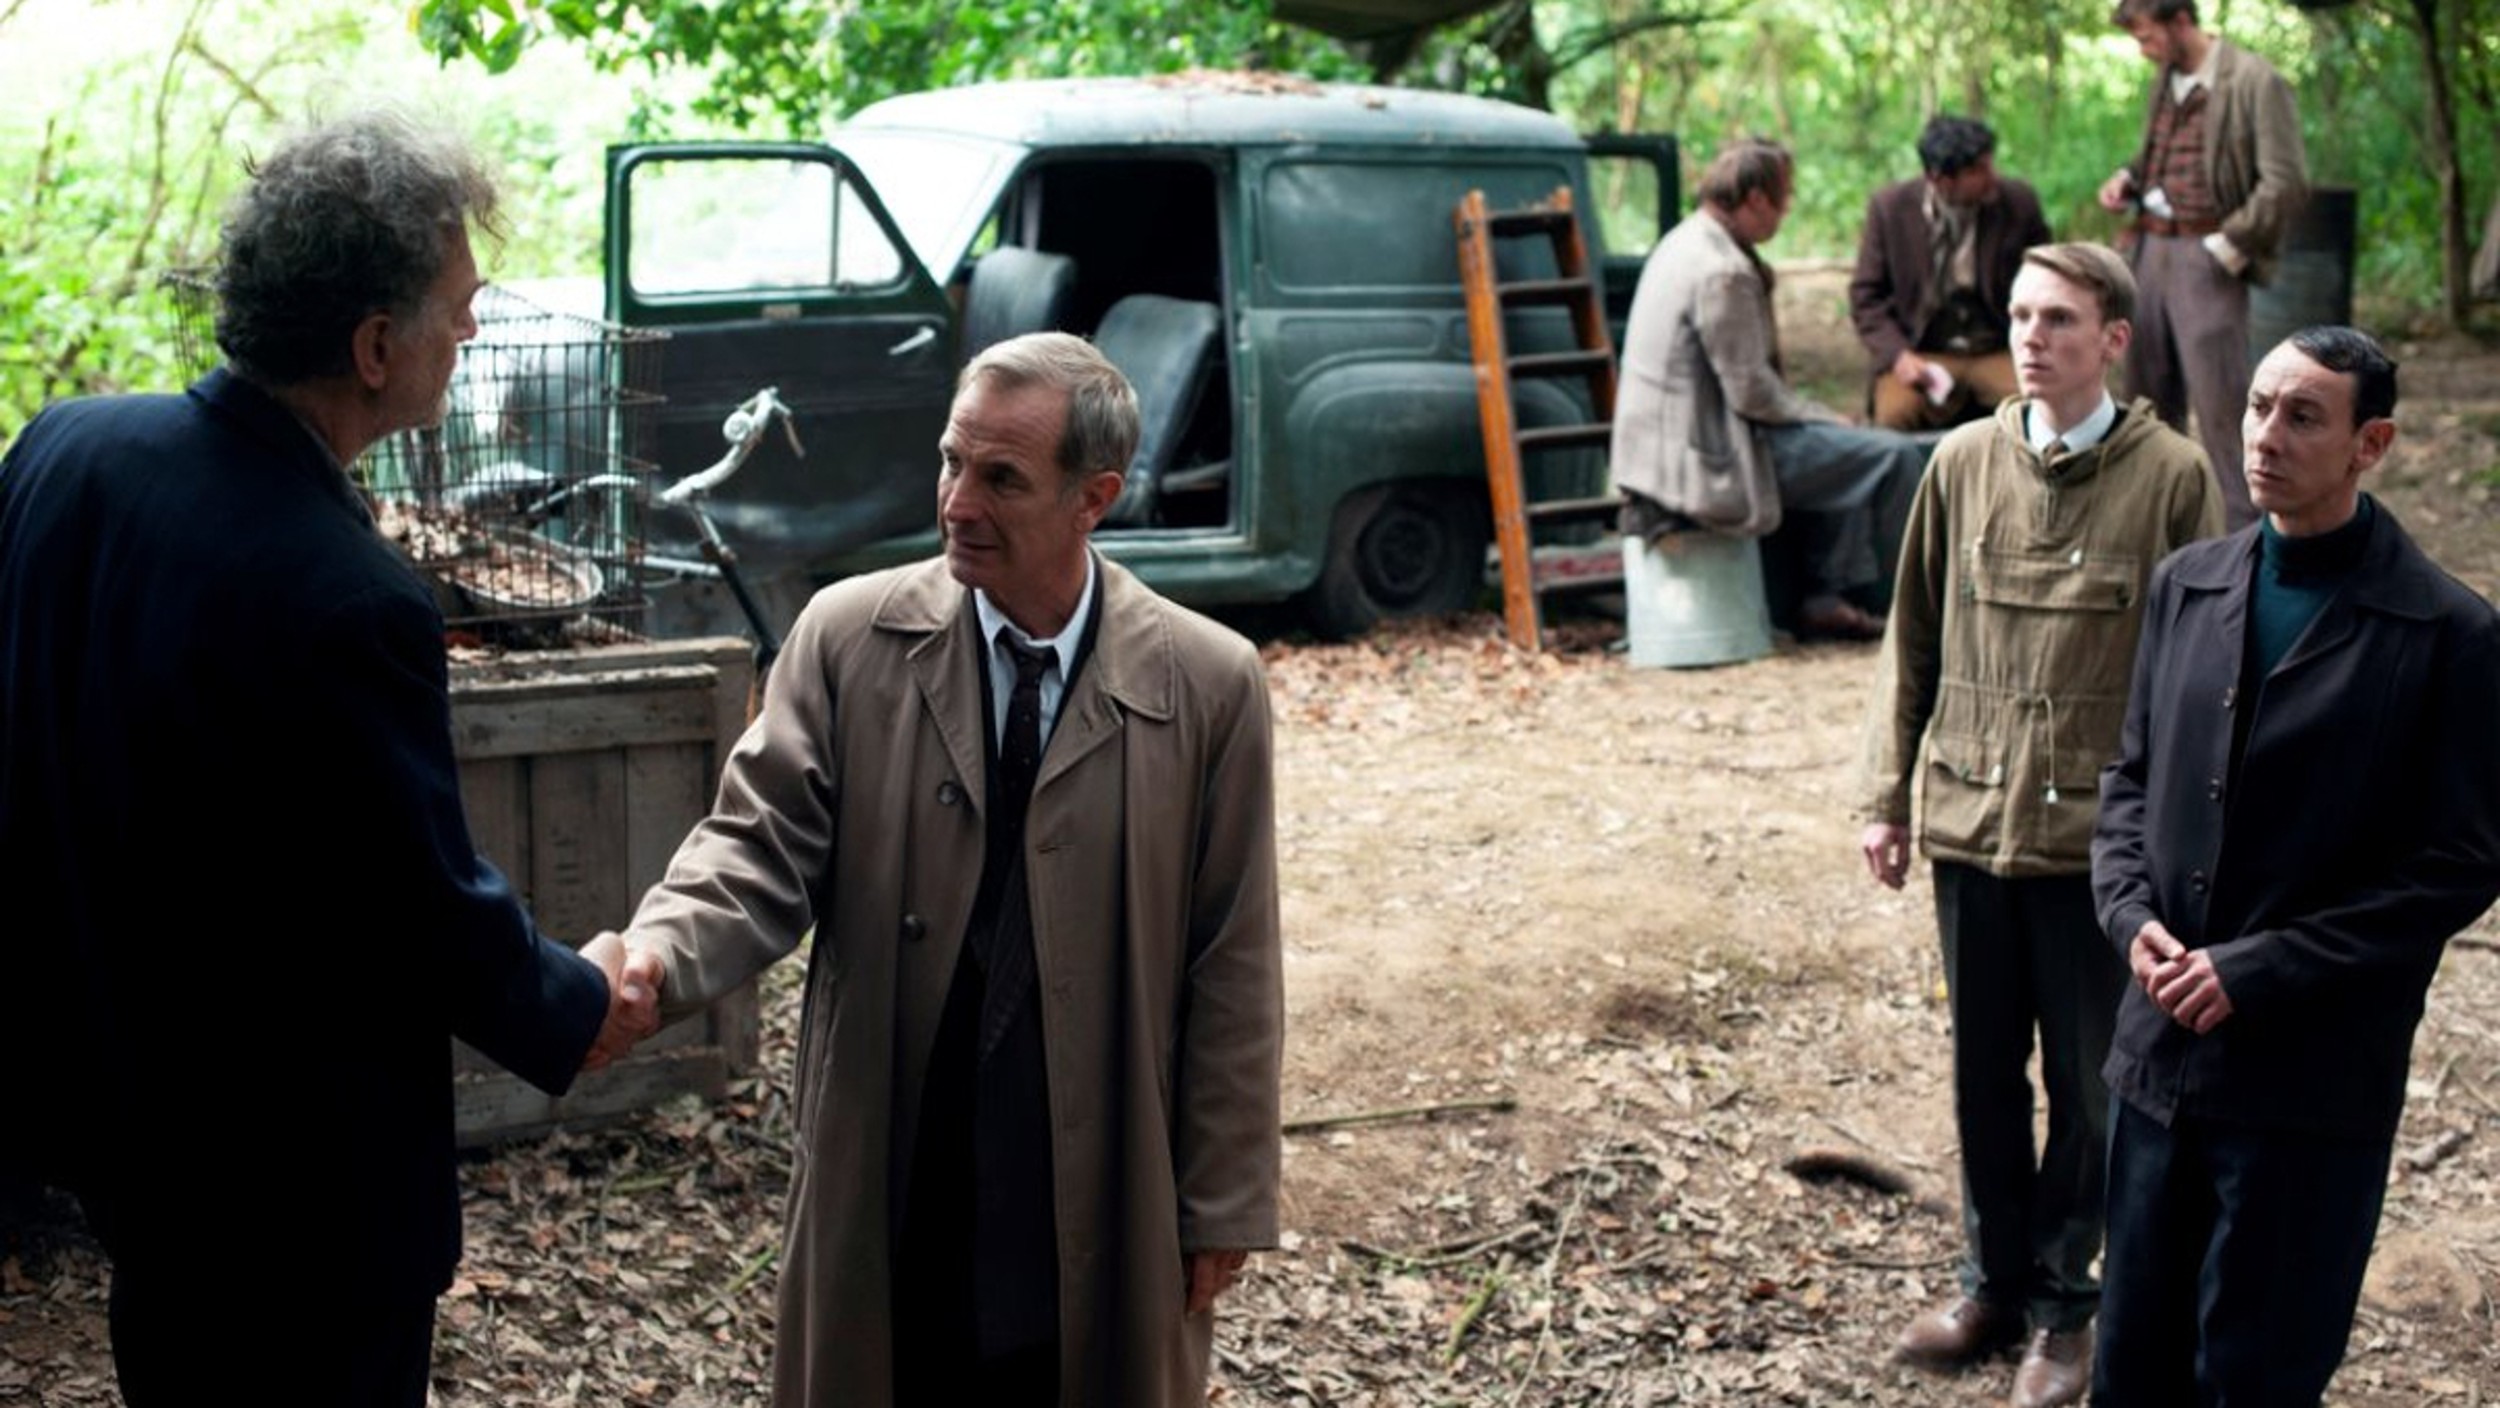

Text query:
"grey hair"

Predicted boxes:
[[958, 331, 1142, 488], [1696, 139, 1793, 212], [215, 110, 501, 386]]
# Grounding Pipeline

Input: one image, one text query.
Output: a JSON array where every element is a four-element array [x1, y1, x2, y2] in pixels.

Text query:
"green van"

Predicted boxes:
[[604, 74, 1673, 638]]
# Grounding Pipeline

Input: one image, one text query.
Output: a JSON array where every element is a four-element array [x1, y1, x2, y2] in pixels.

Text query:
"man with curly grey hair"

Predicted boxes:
[[0, 111, 655, 1405]]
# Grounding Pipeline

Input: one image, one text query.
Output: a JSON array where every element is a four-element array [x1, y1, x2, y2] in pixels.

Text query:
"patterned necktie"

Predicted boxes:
[[973, 637, 1053, 1061]]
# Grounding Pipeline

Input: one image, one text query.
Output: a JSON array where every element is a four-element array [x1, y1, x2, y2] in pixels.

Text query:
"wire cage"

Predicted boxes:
[[163, 272, 669, 644]]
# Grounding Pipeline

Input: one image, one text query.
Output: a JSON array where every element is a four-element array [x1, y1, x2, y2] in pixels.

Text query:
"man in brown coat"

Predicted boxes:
[[597, 333, 1283, 1406], [2098, 0, 2308, 527], [1849, 115, 2054, 432]]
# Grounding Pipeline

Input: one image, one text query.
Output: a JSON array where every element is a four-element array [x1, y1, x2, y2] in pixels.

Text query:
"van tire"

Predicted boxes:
[[1304, 482, 1489, 640]]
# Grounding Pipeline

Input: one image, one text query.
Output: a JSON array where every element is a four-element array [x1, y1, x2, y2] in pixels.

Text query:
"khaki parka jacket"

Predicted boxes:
[[625, 554, 1283, 1408], [1861, 395, 2220, 875]]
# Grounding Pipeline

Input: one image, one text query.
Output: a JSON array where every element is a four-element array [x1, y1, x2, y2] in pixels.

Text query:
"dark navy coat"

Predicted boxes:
[[0, 369, 608, 1300], [2093, 503, 2500, 1142]]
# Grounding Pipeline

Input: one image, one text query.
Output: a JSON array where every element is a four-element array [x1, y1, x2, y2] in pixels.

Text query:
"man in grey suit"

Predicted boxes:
[[1612, 138, 1929, 639]]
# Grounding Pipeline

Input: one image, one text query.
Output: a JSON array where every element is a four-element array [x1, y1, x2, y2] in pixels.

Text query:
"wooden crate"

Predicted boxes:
[[448, 637, 759, 1145]]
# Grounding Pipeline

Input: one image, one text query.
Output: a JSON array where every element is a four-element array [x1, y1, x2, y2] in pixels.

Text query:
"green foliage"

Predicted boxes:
[[415, 0, 1367, 132]]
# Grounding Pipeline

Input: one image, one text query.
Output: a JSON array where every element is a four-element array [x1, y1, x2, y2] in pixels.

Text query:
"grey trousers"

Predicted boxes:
[[2125, 232, 2257, 529], [1762, 419, 1928, 603], [1932, 862, 2126, 1331]]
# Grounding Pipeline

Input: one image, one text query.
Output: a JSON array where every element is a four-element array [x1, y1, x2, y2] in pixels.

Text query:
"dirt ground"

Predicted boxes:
[[7, 274, 2500, 1405]]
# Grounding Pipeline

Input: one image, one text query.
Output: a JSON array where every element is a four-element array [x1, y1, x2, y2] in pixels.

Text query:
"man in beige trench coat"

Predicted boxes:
[[596, 332, 1283, 1406]]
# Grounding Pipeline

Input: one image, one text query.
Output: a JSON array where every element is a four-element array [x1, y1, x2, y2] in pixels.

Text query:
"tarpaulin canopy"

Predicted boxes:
[[1275, 0, 1507, 41]]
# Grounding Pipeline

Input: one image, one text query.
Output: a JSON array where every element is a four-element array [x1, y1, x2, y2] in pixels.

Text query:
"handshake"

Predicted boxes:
[[577, 933, 668, 1074]]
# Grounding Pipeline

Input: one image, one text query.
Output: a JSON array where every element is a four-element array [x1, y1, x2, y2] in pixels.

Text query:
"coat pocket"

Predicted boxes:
[[1920, 730, 2007, 856], [1968, 547, 2141, 614], [1673, 443, 1764, 532]]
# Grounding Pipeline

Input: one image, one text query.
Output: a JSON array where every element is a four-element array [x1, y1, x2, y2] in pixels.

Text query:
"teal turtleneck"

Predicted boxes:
[[2249, 493, 2376, 678]]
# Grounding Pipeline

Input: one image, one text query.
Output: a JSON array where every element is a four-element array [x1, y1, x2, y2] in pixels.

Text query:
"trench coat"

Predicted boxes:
[[0, 369, 608, 1296], [2092, 505, 2500, 1141], [627, 553, 1283, 1407], [1610, 209, 1840, 537]]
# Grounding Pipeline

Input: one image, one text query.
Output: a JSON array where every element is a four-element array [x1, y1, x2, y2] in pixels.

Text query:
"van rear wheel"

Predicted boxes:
[[1304, 483, 1489, 640]]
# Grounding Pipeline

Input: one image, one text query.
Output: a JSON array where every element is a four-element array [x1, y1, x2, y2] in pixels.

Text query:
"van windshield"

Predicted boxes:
[[838, 130, 1023, 285]]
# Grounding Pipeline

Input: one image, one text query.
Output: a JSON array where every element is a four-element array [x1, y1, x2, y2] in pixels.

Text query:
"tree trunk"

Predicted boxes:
[[2408, 0, 2471, 325]]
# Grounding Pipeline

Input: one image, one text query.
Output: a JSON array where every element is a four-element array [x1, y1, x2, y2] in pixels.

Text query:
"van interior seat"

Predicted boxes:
[[1091, 293, 1223, 527], [960, 246, 1077, 364]]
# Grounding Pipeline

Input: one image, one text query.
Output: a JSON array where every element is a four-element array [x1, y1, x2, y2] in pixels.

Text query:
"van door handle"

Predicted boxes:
[[888, 326, 937, 357]]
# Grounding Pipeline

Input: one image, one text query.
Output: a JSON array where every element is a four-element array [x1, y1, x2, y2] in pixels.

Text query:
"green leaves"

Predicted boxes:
[[413, 0, 1364, 133]]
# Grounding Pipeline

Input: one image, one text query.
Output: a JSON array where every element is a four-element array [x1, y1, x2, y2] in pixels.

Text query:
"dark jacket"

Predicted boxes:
[[0, 370, 608, 1298], [1848, 176, 2053, 377], [2092, 504, 2500, 1141]]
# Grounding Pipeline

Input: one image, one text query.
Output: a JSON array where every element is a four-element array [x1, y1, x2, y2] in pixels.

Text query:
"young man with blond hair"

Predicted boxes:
[[1861, 242, 2219, 1408]]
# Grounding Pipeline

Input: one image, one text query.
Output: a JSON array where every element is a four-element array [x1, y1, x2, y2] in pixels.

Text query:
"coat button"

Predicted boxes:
[[936, 780, 963, 806], [2207, 776, 2224, 802], [900, 913, 927, 941], [2189, 870, 2209, 893], [2222, 685, 2236, 710]]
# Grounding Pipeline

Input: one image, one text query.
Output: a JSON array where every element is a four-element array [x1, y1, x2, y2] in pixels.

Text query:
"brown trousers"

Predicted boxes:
[[2125, 232, 2257, 528], [1869, 350, 2020, 433]]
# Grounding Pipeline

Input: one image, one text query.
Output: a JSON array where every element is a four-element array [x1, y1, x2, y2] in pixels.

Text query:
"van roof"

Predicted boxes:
[[846, 74, 1581, 151]]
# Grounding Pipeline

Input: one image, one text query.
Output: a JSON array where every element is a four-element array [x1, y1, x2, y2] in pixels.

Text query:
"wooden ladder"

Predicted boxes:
[[1455, 186, 1622, 651]]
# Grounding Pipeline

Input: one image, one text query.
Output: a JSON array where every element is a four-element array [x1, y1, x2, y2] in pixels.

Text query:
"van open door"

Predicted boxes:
[[1581, 133, 1680, 347], [605, 143, 955, 575]]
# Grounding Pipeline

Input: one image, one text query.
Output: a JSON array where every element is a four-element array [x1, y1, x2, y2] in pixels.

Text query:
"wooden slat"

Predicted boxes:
[[1506, 349, 1611, 381], [1494, 277, 1595, 307], [1455, 189, 1541, 651], [454, 1047, 729, 1148], [1526, 495, 1622, 525], [452, 665, 721, 760], [524, 750, 632, 946], [1516, 422, 1611, 453]]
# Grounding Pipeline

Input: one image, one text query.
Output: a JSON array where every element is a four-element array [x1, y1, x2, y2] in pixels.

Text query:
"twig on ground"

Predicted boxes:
[[1821, 1248, 1960, 1271], [1342, 1221, 1544, 1270], [1443, 1258, 1508, 1368], [1504, 1165, 1593, 1405], [2401, 1127, 2471, 1173], [1283, 1096, 1517, 1135], [702, 1244, 778, 1318]]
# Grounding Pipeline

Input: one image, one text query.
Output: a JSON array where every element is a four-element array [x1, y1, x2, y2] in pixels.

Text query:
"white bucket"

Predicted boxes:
[[1622, 531, 1772, 669]]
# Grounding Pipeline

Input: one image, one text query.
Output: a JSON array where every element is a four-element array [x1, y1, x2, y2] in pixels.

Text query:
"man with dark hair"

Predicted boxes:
[[2092, 326, 2500, 1401], [2098, 0, 2308, 528], [1849, 115, 2054, 432], [1614, 138, 1929, 639], [595, 331, 1282, 1407], [0, 111, 657, 1405], [1861, 242, 2217, 1408]]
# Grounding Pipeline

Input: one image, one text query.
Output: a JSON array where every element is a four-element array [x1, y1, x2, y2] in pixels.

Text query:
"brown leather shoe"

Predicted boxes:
[[1893, 1296, 2024, 1368], [1796, 595, 1885, 642], [2010, 1325, 2092, 1408]]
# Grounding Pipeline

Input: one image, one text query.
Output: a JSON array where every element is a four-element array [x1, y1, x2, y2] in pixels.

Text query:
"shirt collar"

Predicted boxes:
[[973, 552, 1097, 679], [2026, 392, 2118, 456], [2170, 43, 2218, 102]]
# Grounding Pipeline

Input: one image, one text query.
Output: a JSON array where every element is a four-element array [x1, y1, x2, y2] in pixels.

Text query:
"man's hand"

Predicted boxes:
[[1889, 350, 1933, 388], [2097, 168, 2136, 213], [1185, 1249, 1250, 1315], [2128, 920, 2233, 1034], [579, 931, 663, 1073], [2126, 919, 2185, 990], [1859, 822, 1911, 890], [2149, 949, 2235, 1034]]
